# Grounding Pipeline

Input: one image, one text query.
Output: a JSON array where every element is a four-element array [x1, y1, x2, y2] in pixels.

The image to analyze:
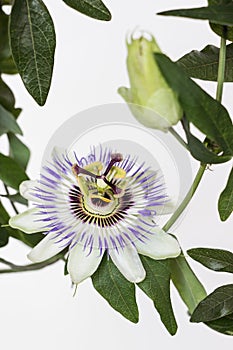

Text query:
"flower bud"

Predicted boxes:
[[118, 34, 183, 131]]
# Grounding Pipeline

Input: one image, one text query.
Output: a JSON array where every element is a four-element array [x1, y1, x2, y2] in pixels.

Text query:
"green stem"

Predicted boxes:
[[3, 184, 19, 215], [169, 127, 189, 150], [163, 163, 206, 232], [0, 254, 63, 274], [216, 36, 226, 103], [163, 35, 226, 233]]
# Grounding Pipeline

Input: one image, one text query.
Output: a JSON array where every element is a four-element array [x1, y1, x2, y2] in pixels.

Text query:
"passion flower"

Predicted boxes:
[[9, 146, 180, 284]]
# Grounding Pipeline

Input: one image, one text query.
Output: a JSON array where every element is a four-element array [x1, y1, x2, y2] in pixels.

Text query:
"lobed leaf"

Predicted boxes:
[[0, 56, 18, 75], [182, 118, 231, 163], [0, 9, 17, 73], [206, 313, 233, 335], [0, 226, 9, 247], [158, 4, 233, 27], [0, 9, 11, 61], [92, 254, 139, 323], [154, 54, 233, 157], [218, 167, 233, 221], [191, 284, 233, 322], [188, 248, 233, 273], [177, 44, 233, 82], [0, 153, 28, 190], [208, 0, 233, 41], [10, 0, 56, 105], [63, 0, 111, 21], [0, 77, 21, 118], [138, 256, 177, 335], [8, 133, 30, 170], [0, 105, 22, 137], [0, 76, 16, 111], [0, 193, 27, 205], [170, 255, 206, 314]]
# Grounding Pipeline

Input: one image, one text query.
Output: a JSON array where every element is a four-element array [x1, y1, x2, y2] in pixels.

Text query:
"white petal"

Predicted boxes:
[[9, 208, 45, 234], [19, 180, 39, 201], [28, 232, 66, 262], [135, 227, 181, 259], [67, 244, 103, 284], [110, 244, 145, 283]]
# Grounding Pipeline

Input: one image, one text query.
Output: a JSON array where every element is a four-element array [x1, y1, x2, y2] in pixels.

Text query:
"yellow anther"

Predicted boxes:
[[84, 161, 103, 175], [109, 166, 126, 179]]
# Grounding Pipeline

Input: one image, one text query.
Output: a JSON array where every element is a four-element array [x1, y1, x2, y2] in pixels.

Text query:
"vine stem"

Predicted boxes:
[[0, 255, 63, 274], [216, 37, 226, 102], [163, 36, 226, 232], [163, 163, 206, 232], [3, 184, 19, 215], [169, 127, 189, 150]]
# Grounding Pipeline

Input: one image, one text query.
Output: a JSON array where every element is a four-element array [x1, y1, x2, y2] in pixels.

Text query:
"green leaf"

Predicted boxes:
[[0, 193, 28, 205], [185, 133, 231, 164], [0, 200, 10, 224], [154, 54, 233, 157], [0, 56, 18, 74], [0, 76, 15, 110], [0, 9, 11, 61], [208, 0, 233, 41], [181, 118, 231, 163], [0, 10, 17, 73], [63, 0, 111, 21], [0, 104, 22, 136], [158, 4, 233, 27], [177, 44, 233, 82], [8, 133, 30, 170], [9, 0, 56, 106], [209, 23, 233, 41], [92, 254, 139, 323], [10, 229, 43, 248], [0, 153, 28, 190], [191, 284, 233, 322], [0, 226, 9, 247], [0, 78, 21, 119], [206, 313, 233, 335], [208, 0, 232, 5], [138, 256, 177, 335], [170, 255, 207, 314], [218, 167, 233, 221], [188, 248, 233, 273]]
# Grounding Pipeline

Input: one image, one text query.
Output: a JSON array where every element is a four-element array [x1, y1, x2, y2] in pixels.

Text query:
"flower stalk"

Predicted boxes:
[[0, 254, 64, 274]]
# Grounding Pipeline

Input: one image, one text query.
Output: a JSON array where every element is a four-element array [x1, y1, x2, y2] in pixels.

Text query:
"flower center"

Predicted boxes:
[[69, 153, 135, 225], [72, 153, 126, 200]]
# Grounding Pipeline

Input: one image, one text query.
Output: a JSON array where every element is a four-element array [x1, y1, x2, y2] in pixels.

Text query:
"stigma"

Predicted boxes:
[[72, 153, 126, 198]]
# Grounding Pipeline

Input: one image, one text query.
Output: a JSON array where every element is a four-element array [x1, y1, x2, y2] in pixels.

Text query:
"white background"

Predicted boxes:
[[0, 0, 233, 349]]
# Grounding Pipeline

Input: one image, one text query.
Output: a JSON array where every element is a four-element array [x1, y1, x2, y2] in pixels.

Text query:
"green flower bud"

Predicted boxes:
[[118, 34, 183, 131]]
